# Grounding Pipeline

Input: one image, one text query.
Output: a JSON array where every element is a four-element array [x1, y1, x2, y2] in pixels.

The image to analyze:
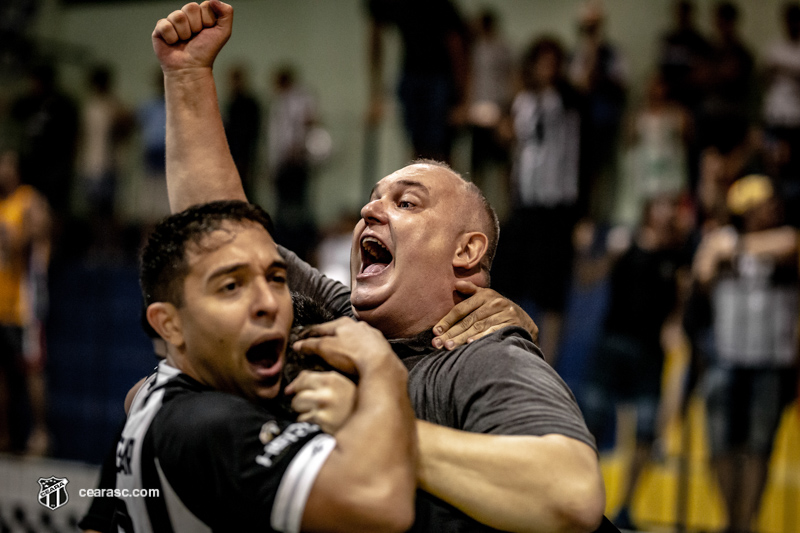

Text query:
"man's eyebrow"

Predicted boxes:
[[369, 179, 429, 200], [207, 263, 247, 281], [270, 259, 289, 272], [395, 179, 429, 193], [207, 259, 288, 281]]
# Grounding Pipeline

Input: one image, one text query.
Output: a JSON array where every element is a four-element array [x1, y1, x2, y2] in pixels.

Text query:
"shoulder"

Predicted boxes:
[[153, 387, 276, 446], [149, 386, 303, 480], [442, 327, 594, 443], [462, 326, 541, 358], [446, 326, 547, 377], [10, 185, 38, 207]]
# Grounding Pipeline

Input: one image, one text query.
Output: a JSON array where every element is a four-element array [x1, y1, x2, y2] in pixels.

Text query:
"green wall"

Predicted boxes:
[[25, 0, 793, 225]]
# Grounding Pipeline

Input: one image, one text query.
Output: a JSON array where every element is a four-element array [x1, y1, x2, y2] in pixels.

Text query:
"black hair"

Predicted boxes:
[[521, 36, 566, 91], [283, 292, 340, 384], [786, 2, 800, 23], [89, 65, 112, 93], [716, 1, 739, 22], [478, 9, 497, 32], [139, 200, 275, 309]]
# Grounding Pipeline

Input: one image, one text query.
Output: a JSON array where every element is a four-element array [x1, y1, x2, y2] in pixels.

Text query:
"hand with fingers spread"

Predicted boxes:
[[432, 281, 539, 350], [152, 0, 233, 73], [286, 370, 357, 435]]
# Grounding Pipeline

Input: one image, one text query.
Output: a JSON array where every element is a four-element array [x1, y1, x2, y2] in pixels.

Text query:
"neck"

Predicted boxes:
[[168, 346, 201, 383], [354, 296, 455, 341]]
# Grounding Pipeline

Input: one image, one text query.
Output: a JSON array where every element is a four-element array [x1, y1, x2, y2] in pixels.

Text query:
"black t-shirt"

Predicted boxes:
[[114, 361, 335, 533]]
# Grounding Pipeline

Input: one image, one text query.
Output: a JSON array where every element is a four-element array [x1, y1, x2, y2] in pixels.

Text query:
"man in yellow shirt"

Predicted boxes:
[[0, 147, 52, 455]]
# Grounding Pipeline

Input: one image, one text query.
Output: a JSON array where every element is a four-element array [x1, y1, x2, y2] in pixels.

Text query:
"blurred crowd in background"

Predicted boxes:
[[1, 0, 800, 531]]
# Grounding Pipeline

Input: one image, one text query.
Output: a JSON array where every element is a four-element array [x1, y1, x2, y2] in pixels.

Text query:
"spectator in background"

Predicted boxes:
[[224, 64, 261, 200], [135, 68, 170, 229], [0, 147, 52, 456], [466, 8, 514, 197], [77, 65, 133, 258], [695, 128, 760, 233], [620, 73, 691, 225], [761, 2, 800, 227], [0, 0, 38, 73], [493, 37, 581, 365], [692, 174, 798, 533], [658, 0, 712, 111], [568, 0, 628, 221], [266, 64, 318, 260], [10, 64, 78, 230], [78, 66, 132, 218], [657, 0, 712, 192], [367, 0, 469, 163], [581, 194, 691, 532], [695, 2, 754, 156]]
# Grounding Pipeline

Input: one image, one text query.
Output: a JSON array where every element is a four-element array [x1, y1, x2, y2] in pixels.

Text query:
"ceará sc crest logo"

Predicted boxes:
[[38, 476, 69, 510]]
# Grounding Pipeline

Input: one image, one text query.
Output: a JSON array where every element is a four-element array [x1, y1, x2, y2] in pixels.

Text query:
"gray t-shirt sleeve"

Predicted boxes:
[[278, 244, 354, 319], [452, 328, 596, 451]]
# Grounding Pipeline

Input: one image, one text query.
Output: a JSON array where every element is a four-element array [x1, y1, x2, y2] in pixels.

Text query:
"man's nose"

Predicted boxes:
[[251, 278, 279, 320], [360, 198, 388, 225]]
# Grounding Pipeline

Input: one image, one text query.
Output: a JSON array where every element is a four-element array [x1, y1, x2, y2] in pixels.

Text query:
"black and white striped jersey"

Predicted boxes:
[[114, 360, 336, 533]]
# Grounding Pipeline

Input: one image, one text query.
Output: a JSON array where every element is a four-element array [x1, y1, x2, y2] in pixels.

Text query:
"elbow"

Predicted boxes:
[[366, 479, 416, 533], [339, 478, 416, 533], [552, 475, 606, 533], [369, 501, 415, 533]]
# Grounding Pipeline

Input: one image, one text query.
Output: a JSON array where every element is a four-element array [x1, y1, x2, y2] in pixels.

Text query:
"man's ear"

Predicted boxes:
[[146, 302, 184, 349], [453, 232, 489, 271]]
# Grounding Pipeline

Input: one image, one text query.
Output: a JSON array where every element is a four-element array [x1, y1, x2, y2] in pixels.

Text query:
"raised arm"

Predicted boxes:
[[291, 318, 417, 532], [152, 0, 246, 212]]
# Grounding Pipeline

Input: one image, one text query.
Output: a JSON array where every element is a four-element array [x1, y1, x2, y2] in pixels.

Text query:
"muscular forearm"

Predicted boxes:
[[307, 358, 416, 532], [416, 421, 605, 533], [164, 68, 246, 212]]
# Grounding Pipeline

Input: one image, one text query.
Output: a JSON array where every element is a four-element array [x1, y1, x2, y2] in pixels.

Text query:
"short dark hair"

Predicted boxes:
[[140, 200, 275, 308], [409, 159, 500, 284], [283, 292, 339, 383], [716, 1, 738, 22], [786, 2, 800, 24], [521, 36, 565, 89]]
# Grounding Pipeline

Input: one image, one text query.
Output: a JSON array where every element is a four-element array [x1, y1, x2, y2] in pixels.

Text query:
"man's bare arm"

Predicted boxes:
[[417, 421, 605, 533], [152, 0, 245, 212], [293, 318, 417, 532]]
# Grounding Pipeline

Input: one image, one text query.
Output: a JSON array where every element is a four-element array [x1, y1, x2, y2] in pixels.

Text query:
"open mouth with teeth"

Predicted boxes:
[[360, 236, 393, 275], [246, 339, 283, 379]]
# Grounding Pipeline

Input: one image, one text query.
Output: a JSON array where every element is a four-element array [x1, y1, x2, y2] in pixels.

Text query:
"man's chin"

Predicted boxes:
[[252, 377, 282, 402], [350, 286, 391, 313]]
